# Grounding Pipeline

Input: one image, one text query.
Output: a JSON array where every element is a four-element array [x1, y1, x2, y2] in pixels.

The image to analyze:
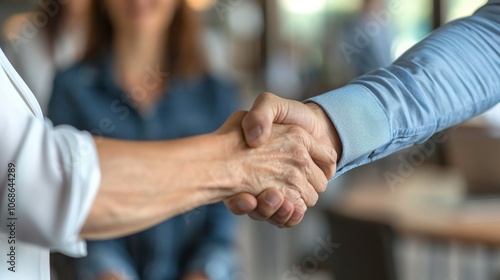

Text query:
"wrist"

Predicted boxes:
[[205, 131, 245, 198], [305, 102, 343, 162], [158, 133, 243, 206]]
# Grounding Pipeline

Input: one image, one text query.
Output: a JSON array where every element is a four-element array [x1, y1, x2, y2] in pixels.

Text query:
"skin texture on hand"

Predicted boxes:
[[82, 110, 332, 238], [217, 111, 334, 217], [224, 93, 342, 227]]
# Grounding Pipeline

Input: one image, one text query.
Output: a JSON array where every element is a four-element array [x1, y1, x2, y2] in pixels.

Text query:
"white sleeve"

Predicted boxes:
[[0, 48, 101, 257]]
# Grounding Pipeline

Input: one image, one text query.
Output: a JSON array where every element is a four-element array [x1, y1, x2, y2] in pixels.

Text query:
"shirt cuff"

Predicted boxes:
[[52, 128, 101, 257], [306, 84, 391, 176]]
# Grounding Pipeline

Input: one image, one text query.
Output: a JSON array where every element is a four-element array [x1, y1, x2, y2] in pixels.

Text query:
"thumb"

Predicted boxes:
[[242, 92, 285, 148], [224, 193, 258, 215], [243, 92, 316, 148]]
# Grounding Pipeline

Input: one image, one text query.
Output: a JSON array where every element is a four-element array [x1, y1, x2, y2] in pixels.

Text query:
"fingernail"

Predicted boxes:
[[291, 211, 303, 221], [248, 126, 262, 143], [277, 206, 289, 217], [264, 192, 280, 207], [236, 200, 253, 212]]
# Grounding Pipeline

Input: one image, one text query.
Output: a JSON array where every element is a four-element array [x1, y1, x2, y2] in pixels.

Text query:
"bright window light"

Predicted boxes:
[[281, 0, 326, 14], [186, 0, 216, 11]]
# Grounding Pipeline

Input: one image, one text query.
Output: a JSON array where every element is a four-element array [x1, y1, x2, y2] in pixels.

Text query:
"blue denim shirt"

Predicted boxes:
[[309, 0, 500, 178], [48, 54, 240, 280]]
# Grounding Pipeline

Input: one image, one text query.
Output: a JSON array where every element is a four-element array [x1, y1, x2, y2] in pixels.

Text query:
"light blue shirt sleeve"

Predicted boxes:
[[308, 0, 500, 177]]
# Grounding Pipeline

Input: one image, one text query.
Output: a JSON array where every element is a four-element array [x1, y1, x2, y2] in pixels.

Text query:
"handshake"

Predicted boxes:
[[215, 93, 342, 228]]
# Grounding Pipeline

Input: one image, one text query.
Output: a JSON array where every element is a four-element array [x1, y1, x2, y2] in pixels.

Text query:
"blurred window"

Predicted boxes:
[[390, 0, 433, 58], [271, 0, 436, 92], [443, 0, 487, 23], [276, 0, 435, 63]]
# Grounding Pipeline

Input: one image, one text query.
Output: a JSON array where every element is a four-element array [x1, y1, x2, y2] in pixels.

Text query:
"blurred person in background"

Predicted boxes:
[[2, 0, 90, 114], [48, 0, 239, 279]]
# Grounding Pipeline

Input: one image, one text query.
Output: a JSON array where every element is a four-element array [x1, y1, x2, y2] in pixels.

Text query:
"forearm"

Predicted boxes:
[[81, 133, 239, 239], [309, 1, 500, 175]]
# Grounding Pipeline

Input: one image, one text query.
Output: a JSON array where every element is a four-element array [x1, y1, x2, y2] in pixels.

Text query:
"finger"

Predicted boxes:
[[282, 169, 319, 208], [268, 199, 294, 227], [224, 193, 258, 215], [243, 93, 307, 148], [298, 127, 337, 180], [310, 142, 337, 181], [242, 93, 280, 148], [243, 93, 324, 148], [286, 134, 329, 194], [272, 194, 306, 227], [305, 152, 329, 194], [247, 189, 284, 221], [285, 208, 306, 227]]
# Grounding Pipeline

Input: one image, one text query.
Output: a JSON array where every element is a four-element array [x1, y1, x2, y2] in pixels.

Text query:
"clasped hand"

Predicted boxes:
[[218, 93, 341, 227]]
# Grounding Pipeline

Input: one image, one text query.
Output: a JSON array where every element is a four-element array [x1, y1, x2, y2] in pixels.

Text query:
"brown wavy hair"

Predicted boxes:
[[84, 0, 205, 77]]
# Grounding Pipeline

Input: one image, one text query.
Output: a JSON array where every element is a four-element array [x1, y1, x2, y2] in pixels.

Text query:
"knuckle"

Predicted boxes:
[[327, 147, 338, 166], [292, 148, 309, 166], [260, 92, 275, 100], [330, 148, 338, 164], [288, 125, 306, 140], [317, 145, 337, 179], [256, 92, 275, 104], [295, 200, 307, 213], [315, 178, 328, 194], [282, 186, 301, 203], [327, 165, 336, 179], [321, 178, 328, 192], [302, 192, 318, 208], [285, 168, 303, 186], [312, 189, 320, 205]]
